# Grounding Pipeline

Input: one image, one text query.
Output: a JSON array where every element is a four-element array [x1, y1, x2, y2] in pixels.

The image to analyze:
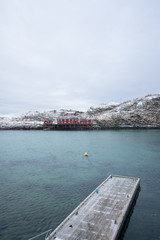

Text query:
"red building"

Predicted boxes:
[[57, 118, 79, 125], [43, 120, 54, 125], [80, 119, 91, 125], [44, 118, 92, 126]]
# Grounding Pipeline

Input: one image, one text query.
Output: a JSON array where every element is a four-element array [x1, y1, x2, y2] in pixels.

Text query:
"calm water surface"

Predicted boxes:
[[0, 130, 160, 240]]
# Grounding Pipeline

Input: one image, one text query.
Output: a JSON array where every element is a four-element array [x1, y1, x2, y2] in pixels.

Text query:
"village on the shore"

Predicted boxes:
[[0, 94, 160, 130]]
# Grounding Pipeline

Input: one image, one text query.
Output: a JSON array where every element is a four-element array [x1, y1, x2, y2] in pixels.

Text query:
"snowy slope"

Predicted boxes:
[[0, 94, 160, 129], [87, 94, 160, 128]]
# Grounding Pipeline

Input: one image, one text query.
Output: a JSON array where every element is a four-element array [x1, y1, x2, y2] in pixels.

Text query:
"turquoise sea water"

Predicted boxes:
[[0, 130, 160, 240]]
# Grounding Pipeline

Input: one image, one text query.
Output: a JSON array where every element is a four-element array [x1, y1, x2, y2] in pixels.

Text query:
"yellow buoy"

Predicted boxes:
[[84, 152, 88, 157]]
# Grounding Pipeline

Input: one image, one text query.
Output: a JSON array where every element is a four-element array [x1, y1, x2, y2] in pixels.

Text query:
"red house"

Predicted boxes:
[[44, 120, 54, 125]]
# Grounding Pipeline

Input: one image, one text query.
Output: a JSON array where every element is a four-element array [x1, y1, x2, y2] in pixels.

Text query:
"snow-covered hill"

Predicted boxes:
[[0, 109, 85, 129], [87, 94, 160, 128], [0, 94, 160, 129]]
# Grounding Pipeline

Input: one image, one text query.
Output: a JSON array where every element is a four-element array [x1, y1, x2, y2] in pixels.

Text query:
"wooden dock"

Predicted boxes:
[[46, 175, 140, 240]]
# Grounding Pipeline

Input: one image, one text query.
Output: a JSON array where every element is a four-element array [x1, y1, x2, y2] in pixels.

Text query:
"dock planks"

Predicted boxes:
[[46, 175, 140, 240]]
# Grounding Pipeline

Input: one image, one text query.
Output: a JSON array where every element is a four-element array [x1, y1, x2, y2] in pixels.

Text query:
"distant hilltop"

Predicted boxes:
[[87, 94, 160, 128], [0, 94, 160, 129]]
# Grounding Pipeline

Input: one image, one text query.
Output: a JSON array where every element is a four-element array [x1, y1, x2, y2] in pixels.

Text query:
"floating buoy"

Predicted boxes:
[[84, 152, 88, 157]]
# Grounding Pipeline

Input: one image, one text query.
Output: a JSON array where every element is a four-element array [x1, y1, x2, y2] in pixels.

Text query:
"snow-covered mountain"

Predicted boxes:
[[0, 94, 160, 129], [87, 94, 160, 128]]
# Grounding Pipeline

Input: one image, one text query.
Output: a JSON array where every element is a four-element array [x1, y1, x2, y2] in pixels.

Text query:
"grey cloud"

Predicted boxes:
[[0, 0, 160, 114]]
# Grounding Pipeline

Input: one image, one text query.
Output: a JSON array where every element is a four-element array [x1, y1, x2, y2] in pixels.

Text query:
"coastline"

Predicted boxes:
[[1, 94, 160, 130], [0, 125, 160, 130]]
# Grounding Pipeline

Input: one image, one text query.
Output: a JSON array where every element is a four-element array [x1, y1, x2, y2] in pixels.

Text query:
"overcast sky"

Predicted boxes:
[[0, 0, 160, 115]]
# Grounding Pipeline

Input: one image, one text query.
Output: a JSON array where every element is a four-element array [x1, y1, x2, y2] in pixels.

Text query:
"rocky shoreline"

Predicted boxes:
[[1, 126, 159, 130], [0, 94, 160, 130]]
